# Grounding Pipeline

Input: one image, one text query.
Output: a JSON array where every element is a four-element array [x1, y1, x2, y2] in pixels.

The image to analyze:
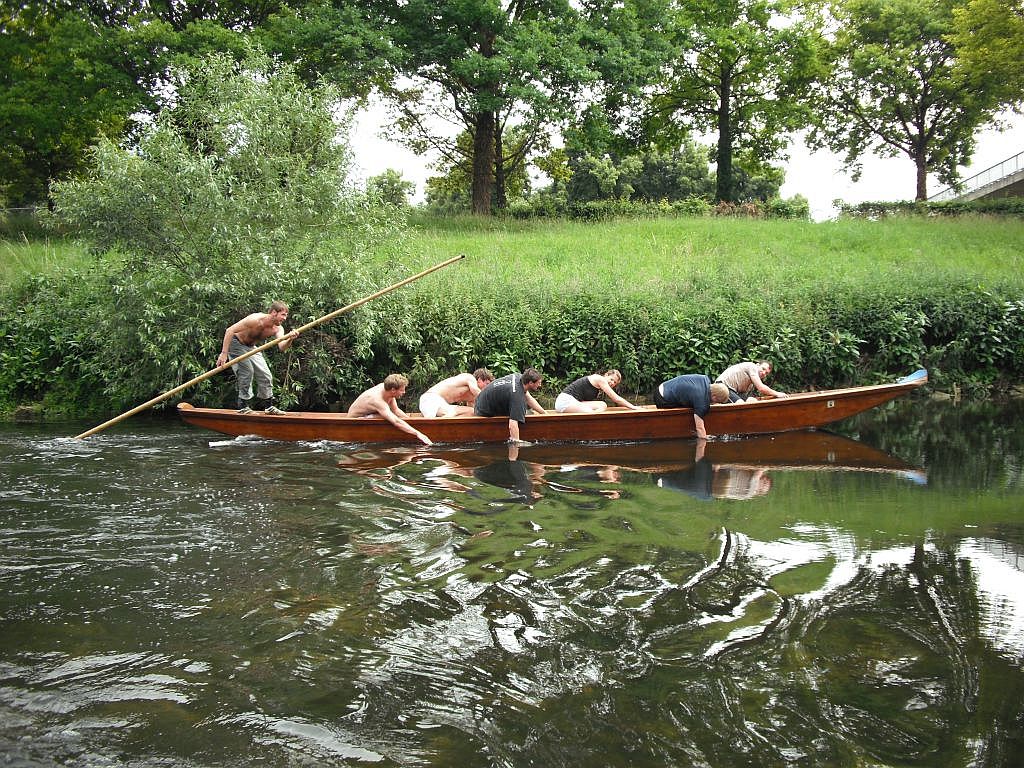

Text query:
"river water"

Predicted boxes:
[[2, 398, 1023, 767]]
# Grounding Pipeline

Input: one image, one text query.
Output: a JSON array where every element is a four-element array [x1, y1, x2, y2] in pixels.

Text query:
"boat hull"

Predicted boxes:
[[177, 370, 928, 444]]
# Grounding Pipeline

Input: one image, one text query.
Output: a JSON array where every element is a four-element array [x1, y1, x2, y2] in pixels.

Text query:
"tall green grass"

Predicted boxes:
[[7, 214, 1024, 297], [401, 214, 1024, 299], [0, 238, 98, 286]]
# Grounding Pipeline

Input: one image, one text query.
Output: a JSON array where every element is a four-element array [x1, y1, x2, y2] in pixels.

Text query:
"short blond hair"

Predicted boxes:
[[710, 382, 730, 403], [383, 373, 408, 391]]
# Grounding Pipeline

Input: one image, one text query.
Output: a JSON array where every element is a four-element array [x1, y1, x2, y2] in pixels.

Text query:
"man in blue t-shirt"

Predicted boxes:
[[474, 368, 546, 443], [653, 373, 730, 440]]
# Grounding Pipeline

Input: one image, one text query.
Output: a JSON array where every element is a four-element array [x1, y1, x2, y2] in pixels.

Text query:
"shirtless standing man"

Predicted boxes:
[[216, 300, 299, 414], [347, 374, 433, 446], [418, 368, 495, 417]]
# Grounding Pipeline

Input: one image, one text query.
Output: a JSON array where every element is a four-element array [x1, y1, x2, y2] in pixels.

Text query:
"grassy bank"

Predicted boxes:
[[3, 214, 1024, 417], [398, 214, 1024, 298]]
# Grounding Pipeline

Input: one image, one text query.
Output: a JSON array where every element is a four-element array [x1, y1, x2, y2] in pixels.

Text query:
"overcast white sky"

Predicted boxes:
[[349, 100, 1024, 220]]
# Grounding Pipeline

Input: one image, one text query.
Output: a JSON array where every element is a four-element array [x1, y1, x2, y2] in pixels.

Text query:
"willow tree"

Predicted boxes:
[[809, 0, 1010, 200], [46, 53, 397, 410], [650, 0, 821, 203]]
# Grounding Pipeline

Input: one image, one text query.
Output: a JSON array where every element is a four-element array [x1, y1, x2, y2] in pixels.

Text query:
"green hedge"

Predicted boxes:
[[503, 196, 810, 221], [839, 197, 1024, 219]]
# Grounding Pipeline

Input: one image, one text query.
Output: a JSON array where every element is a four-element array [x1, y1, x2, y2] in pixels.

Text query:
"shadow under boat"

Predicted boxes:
[[337, 430, 927, 498]]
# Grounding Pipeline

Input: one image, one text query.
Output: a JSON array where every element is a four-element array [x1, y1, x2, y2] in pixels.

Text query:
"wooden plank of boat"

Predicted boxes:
[[177, 369, 928, 444]]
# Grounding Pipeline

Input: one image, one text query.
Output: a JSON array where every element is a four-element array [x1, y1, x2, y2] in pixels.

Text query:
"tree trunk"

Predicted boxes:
[[715, 64, 733, 203], [471, 110, 495, 215], [493, 116, 507, 210], [915, 154, 928, 201]]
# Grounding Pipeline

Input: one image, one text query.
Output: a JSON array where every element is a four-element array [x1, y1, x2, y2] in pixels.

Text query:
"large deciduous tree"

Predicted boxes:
[[0, 0, 381, 207], [651, 0, 821, 203], [810, 0, 1010, 201], [949, 0, 1024, 107], [370, 0, 595, 214], [0, 4, 156, 205]]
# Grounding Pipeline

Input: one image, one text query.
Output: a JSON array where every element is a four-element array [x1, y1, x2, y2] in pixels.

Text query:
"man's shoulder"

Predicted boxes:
[[439, 373, 473, 388]]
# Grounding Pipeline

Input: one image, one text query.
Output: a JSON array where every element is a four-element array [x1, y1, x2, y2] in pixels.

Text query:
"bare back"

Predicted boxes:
[[347, 384, 392, 418], [425, 373, 480, 405]]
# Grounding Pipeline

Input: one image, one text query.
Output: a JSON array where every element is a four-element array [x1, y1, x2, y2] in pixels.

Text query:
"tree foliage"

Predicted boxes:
[[255, 0, 393, 96], [564, 140, 715, 203], [371, 0, 596, 214], [949, 0, 1024, 108], [367, 169, 415, 207], [810, 0, 1010, 200], [49, 51, 373, 277], [0, 0, 389, 207], [0, 4, 156, 205], [650, 0, 822, 202]]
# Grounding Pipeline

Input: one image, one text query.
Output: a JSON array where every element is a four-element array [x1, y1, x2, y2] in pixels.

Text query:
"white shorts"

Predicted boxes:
[[554, 393, 580, 413], [418, 392, 451, 418]]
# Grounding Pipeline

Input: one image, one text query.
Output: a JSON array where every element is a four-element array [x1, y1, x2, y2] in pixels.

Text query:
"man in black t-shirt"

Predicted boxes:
[[474, 368, 546, 443]]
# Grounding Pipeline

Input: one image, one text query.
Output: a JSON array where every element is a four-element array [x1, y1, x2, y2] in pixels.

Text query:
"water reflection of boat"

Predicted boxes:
[[180, 370, 928, 444], [337, 431, 927, 498]]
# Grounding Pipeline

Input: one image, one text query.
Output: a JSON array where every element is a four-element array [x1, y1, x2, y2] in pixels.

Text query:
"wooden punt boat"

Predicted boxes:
[[177, 369, 927, 444]]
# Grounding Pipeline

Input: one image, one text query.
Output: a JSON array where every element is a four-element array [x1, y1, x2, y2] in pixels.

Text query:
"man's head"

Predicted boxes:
[[756, 360, 772, 379], [474, 368, 495, 388], [268, 300, 289, 323], [383, 373, 409, 396], [521, 367, 543, 391], [710, 382, 730, 403]]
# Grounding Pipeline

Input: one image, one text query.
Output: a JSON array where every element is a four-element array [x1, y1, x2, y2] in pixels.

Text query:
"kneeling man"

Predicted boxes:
[[348, 374, 432, 446], [473, 368, 545, 444], [654, 374, 730, 441], [419, 368, 495, 417]]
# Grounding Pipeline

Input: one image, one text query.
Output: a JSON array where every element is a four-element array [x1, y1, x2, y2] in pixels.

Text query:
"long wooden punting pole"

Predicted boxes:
[[74, 254, 466, 439]]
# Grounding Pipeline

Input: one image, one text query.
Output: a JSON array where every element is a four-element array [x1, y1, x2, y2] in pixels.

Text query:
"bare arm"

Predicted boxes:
[[216, 317, 253, 366], [277, 327, 299, 352], [379, 402, 432, 446], [693, 413, 708, 441], [596, 377, 642, 410], [525, 392, 545, 414], [507, 419, 521, 442], [389, 398, 409, 419], [750, 369, 786, 398]]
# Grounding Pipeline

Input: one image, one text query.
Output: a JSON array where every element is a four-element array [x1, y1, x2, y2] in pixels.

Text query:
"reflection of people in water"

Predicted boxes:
[[655, 439, 772, 501], [471, 442, 545, 505]]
